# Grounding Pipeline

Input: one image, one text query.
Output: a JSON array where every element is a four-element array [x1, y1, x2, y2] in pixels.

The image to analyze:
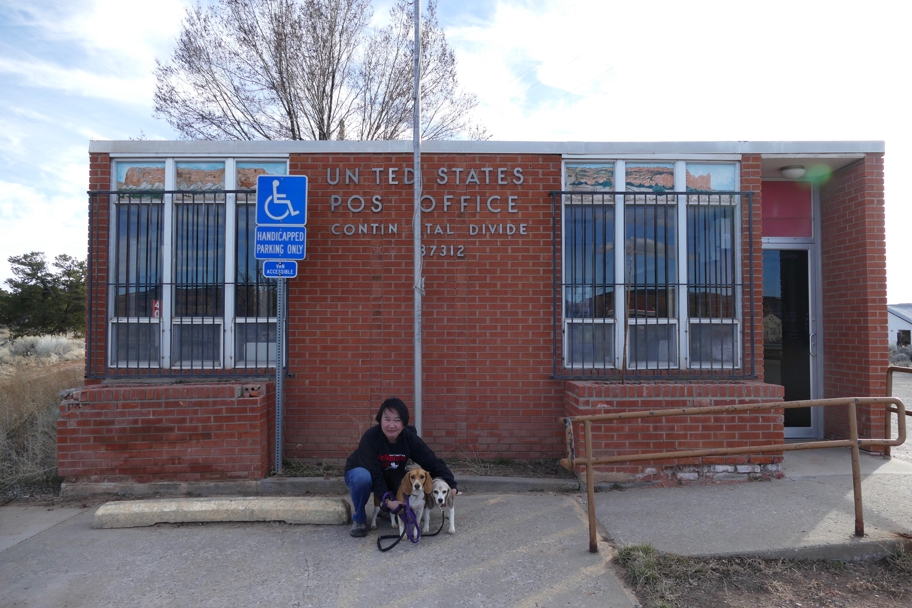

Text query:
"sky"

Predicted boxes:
[[1, 0, 910, 302]]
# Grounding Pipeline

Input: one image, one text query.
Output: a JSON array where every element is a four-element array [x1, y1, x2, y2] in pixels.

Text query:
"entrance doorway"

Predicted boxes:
[[763, 247, 820, 438]]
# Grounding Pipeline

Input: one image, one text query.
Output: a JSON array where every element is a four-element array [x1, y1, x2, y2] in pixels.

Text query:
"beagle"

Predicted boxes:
[[368, 466, 433, 534], [423, 477, 456, 534], [395, 466, 432, 538]]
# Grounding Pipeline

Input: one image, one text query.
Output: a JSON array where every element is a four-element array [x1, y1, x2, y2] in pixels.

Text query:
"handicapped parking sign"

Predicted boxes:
[[256, 175, 307, 226]]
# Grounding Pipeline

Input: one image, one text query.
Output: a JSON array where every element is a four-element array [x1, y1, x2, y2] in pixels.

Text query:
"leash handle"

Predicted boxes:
[[381, 492, 405, 515]]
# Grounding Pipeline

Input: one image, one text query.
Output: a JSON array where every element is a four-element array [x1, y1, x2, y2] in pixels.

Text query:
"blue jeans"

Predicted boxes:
[[344, 467, 373, 524]]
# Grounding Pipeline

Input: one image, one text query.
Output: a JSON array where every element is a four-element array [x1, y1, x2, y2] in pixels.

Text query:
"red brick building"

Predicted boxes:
[[62, 140, 887, 485]]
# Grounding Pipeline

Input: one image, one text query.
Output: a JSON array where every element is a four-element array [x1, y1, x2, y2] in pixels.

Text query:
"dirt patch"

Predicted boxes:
[[616, 544, 912, 608]]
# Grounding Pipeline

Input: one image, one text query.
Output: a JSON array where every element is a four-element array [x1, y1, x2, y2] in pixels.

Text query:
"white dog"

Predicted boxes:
[[423, 477, 456, 534]]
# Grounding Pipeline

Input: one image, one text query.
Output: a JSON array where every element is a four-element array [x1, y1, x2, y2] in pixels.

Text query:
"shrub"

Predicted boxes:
[[0, 335, 84, 365], [889, 345, 912, 367]]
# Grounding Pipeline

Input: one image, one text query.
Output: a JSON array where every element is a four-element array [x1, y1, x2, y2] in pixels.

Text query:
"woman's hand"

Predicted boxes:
[[385, 499, 402, 512]]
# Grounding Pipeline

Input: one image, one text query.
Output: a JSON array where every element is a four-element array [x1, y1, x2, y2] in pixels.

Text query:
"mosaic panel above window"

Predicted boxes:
[[116, 161, 165, 190], [237, 161, 288, 189], [565, 163, 615, 191]]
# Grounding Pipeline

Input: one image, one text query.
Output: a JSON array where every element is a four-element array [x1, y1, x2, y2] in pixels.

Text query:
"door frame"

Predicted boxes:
[[762, 238, 823, 439]]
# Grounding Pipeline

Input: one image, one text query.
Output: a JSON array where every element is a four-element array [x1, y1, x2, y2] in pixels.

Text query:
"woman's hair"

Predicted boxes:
[[375, 397, 410, 426]]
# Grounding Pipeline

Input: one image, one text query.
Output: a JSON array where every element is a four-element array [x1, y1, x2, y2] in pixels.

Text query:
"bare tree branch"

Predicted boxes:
[[153, 0, 488, 141]]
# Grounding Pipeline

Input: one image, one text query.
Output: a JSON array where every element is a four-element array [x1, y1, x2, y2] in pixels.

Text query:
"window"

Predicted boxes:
[[898, 330, 911, 348], [108, 158, 287, 371], [686, 163, 739, 369], [564, 164, 616, 367], [562, 160, 741, 372], [172, 162, 226, 368], [110, 162, 164, 367]]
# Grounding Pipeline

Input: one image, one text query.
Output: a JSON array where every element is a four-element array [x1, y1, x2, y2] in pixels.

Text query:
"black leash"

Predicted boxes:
[[421, 508, 447, 538]]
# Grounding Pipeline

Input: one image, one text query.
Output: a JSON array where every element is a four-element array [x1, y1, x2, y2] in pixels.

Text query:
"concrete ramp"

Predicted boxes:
[[92, 496, 350, 529]]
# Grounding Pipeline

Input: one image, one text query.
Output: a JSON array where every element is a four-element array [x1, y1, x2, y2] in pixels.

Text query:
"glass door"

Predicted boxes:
[[763, 247, 820, 438]]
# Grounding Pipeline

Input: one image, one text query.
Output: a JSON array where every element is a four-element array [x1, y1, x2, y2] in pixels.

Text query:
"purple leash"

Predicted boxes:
[[376, 492, 420, 551]]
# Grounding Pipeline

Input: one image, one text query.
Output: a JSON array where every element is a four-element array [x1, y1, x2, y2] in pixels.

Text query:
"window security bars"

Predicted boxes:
[[551, 190, 756, 380], [87, 190, 282, 378]]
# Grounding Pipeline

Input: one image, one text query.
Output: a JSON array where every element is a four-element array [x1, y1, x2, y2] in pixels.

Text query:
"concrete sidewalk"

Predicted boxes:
[[594, 447, 912, 560]]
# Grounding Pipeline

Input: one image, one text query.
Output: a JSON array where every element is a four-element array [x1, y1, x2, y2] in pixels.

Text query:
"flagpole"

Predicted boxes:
[[413, 0, 423, 435]]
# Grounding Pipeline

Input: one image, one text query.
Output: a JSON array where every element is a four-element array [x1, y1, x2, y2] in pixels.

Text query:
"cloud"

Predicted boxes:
[[0, 57, 157, 105], [2, 0, 189, 67]]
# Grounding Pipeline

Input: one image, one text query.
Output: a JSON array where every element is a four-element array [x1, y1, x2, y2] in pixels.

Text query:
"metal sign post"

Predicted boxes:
[[274, 276, 285, 474], [255, 174, 307, 475]]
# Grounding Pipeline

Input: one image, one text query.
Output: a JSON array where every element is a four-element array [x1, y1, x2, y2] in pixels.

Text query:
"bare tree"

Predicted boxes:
[[357, 0, 487, 140], [154, 0, 488, 141]]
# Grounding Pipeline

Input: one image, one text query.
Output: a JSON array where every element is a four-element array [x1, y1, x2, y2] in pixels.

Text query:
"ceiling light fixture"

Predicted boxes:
[[780, 165, 807, 179]]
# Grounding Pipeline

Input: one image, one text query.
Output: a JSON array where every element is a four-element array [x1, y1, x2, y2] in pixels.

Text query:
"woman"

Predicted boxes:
[[344, 397, 458, 537]]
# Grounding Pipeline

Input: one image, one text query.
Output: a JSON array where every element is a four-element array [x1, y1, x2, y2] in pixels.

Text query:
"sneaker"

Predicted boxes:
[[350, 521, 368, 537]]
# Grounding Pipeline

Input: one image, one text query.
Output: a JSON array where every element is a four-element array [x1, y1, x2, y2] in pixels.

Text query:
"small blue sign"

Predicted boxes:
[[256, 175, 307, 226], [255, 226, 307, 260], [263, 261, 298, 278]]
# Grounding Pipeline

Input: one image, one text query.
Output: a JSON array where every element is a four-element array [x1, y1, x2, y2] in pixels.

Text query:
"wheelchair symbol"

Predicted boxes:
[[264, 179, 301, 221]]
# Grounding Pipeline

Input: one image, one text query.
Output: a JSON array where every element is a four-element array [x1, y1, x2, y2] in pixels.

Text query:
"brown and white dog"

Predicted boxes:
[[369, 466, 433, 534], [423, 477, 456, 534], [396, 466, 432, 537]]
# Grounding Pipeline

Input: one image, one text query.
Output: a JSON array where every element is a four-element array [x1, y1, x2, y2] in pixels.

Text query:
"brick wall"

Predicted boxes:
[[282, 153, 566, 461], [58, 382, 274, 482], [819, 155, 888, 446], [563, 380, 785, 483]]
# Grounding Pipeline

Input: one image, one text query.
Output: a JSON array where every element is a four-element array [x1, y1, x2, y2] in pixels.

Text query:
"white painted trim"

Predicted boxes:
[[90, 139, 886, 156]]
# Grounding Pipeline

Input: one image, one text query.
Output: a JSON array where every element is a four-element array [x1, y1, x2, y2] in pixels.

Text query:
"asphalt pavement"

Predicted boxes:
[[0, 491, 635, 608]]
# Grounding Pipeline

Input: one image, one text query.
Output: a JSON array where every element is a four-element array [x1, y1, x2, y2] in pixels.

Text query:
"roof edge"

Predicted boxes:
[[89, 139, 885, 156]]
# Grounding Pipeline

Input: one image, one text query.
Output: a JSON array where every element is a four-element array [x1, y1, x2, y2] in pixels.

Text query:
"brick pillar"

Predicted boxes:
[[819, 155, 888, 447], [86, 153, 111, 383], [741, 155, 765, 379]]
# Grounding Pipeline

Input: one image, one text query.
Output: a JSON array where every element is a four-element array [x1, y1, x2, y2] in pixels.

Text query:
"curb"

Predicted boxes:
[[92, 496, 351, 529]]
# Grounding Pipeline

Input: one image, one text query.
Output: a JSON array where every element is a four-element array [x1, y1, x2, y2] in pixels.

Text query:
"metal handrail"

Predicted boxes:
[[884, 366, 912, 458], [560, 397, 907, 553]]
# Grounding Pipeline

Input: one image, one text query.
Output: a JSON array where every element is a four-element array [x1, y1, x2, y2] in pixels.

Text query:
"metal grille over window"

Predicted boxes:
[[172, 192, 226, 368], [110, 191, 163, 368], [235, 192, 278, 368], [89, 187, 282, 378], [687, 193, 740, 370], [625, 192, 678, 369], [552, 175, 755, 380]]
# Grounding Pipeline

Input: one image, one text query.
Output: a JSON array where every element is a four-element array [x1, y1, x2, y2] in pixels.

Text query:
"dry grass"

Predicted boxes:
[[616, 543, 912, 608], [0, 327, 85, 499], [279, 456, 575, 480]]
